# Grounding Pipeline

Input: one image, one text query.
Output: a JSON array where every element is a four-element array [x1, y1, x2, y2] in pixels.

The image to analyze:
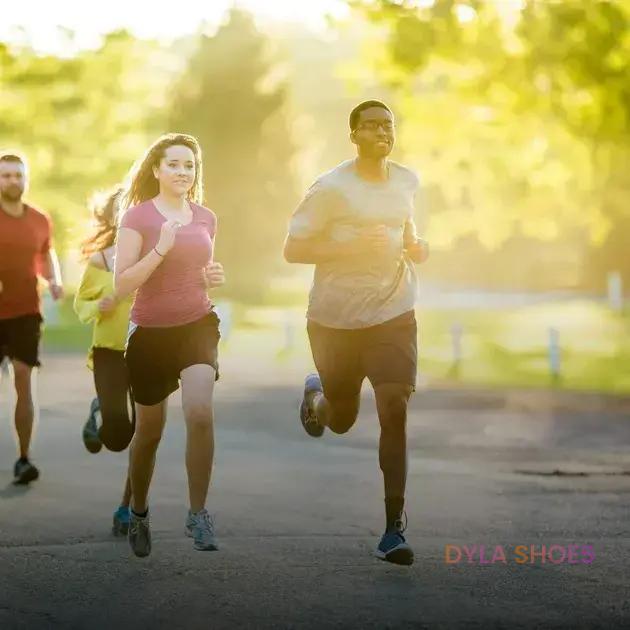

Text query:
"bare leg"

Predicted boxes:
[[180, 364, 216, 513], [311, 391, 360, 435], [120, 474, 132, 508], [374, 383, 413, 527], [12, 360, 35, 459], [128, 399, 167, 514]]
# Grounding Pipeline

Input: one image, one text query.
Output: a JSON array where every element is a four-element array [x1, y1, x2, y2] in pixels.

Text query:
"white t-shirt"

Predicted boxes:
[[288, 158, 421, 329]]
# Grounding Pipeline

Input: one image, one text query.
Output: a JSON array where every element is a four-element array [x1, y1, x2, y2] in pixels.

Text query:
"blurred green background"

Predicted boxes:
[[2, 0, 629, 393]]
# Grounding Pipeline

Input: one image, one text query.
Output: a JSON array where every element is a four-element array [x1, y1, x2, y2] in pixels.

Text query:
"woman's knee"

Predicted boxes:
[[184, 402, 214, 431], [133, 420, 164, 448]]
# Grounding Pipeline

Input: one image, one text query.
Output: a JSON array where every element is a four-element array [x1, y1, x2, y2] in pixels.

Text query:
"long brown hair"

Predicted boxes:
[[80, 186, 124, 260], [120, 133, 203, 211]]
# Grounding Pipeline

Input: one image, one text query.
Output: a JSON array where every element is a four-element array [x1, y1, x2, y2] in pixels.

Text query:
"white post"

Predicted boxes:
[[548, 327, 561, 381], [608, 271, 623, 312], [451, 322, 463, 366]]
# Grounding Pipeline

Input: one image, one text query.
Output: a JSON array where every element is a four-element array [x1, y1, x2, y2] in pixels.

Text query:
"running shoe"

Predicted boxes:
[[112, 505, 131, 537], [129, 509, 151, 558], [299, 373, 325, 437], [375, 517, 414, 566], [82, 397, 102, 454], [185, 508, 218, 551], [13, 458, 40, 485]]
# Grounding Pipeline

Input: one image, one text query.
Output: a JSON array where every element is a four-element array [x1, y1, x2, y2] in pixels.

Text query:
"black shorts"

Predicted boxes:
[[0, 313, 42, 367], [307, 310, 417, 402], [125, 311, 220, 406]]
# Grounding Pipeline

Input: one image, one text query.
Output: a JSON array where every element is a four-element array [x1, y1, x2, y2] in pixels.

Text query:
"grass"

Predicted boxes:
[[41, 297, 630, 395], [417, 301, 630, 394]]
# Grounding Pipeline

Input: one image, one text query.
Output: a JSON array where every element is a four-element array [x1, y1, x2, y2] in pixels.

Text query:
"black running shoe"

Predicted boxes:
[[13, 459, 40, 485], [300, 373, 325, 437], [82, 397, 102, 454], [129, 510, 151, 558]]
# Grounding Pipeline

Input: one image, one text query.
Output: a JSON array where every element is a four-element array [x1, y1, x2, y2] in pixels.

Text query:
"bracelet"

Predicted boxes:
[[153, 247, 165, 257]]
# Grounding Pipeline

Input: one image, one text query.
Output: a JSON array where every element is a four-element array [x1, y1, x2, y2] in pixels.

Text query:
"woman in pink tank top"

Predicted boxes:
[[114, 133, 225, 558]]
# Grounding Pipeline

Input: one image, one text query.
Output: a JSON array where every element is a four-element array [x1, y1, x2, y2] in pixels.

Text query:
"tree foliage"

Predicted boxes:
[[169, 10, 298, 300], [0, 31, 173, 252], [350, 0, 630, 289]]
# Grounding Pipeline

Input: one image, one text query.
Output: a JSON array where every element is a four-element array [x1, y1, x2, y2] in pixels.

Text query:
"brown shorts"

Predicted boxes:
[[307, 310, 417, 401], [125, 311, 220, 406]]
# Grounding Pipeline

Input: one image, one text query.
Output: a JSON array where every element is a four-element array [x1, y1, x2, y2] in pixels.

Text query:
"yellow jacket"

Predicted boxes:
[[73, 263, 133, 369]]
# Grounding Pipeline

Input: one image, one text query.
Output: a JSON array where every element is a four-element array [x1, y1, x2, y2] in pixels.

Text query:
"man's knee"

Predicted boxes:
[[327, 397, 360, 434], [12, 361, 33, 395], [375, 383, 413, 427]]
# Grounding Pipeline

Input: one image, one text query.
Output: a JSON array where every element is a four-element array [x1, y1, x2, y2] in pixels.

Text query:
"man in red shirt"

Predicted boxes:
[[0, 152, 64, 484]]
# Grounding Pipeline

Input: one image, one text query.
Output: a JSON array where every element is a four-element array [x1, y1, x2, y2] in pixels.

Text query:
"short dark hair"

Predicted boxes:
[[349, 100, 393, 131], [0, 152, 25, 166]]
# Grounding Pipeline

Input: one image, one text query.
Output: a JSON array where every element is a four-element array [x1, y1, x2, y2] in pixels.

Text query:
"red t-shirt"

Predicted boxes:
[[0, 204, 52, 319]]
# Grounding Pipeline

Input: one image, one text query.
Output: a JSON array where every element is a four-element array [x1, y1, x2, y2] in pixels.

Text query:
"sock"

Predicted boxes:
[[385, 496, 404, 530], [132, 507, 148, 518], [18, 456, 29, 464]]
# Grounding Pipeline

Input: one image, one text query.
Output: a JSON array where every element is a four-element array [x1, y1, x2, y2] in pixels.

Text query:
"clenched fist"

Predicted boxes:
[[156, 220, 182, 255], [205, 262, 225, 289]]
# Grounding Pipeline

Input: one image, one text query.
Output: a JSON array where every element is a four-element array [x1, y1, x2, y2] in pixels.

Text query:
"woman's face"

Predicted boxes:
[[153, 144, 196, 197]]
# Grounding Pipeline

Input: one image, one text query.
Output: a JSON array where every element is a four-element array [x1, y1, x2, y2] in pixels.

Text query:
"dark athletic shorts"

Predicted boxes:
[[307, 309, 417, 402], [0, 313, 43, 367], [125, 311, 220, 406]]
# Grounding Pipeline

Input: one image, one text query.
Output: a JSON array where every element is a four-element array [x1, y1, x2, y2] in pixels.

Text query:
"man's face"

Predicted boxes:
[[0, 161, 27, 202], [351, 107, 395, 158]]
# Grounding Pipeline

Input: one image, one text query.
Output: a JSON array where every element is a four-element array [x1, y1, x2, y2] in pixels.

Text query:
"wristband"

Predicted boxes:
[[153, 247, 165, 257]]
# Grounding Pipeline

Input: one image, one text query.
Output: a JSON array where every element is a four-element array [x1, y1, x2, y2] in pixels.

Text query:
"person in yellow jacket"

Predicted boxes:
[[74, 186, 135, 536]]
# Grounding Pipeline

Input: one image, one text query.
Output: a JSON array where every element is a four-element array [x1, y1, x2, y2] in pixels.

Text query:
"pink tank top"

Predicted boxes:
[[119, 200, 216, 327]]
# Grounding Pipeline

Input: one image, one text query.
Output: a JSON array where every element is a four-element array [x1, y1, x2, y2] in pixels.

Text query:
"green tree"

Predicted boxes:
[[170, 9, 299, 301], [0, 31, 173, 254], [348, 0, 630, 290]]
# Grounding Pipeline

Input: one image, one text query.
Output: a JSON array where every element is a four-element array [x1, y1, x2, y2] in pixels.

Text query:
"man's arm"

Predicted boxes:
[[283, 226, 389, 265], [284, 235, 356, 264], [40, 249, 64, 300], [403, 218, 429, 264]]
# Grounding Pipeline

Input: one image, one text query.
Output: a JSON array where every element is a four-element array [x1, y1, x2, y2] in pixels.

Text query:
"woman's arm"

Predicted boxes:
[[113, 228, 162, 298], [114, 220, 180, 298]]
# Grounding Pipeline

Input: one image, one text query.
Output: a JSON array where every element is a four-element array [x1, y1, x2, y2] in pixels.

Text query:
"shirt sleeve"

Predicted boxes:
[[288, 180, 338, 240], [73, 264, 104, 324], [119, 206, 143, 234]]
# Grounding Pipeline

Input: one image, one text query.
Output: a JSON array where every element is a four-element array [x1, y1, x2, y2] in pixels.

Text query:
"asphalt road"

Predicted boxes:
[[1, 355, 629, 629]]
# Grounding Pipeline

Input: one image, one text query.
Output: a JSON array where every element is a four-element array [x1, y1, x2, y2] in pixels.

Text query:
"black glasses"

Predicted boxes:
[[356, 121, 395, 132]]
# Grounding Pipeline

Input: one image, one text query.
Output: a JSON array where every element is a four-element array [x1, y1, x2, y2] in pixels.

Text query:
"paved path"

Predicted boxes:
[[1, 355, 629, 629]]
